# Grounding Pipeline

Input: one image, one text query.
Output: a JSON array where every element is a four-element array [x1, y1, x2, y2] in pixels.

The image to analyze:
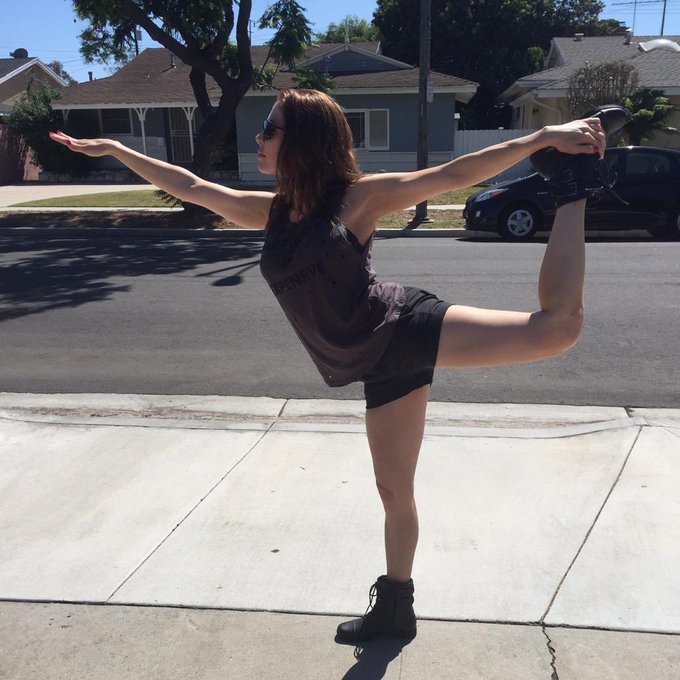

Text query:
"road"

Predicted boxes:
[[0, 230, 678, 407]]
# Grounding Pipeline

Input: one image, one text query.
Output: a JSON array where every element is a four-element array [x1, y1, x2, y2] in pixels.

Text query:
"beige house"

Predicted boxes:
[[0, 50, 67, 118], [501, 33, 680, 148]]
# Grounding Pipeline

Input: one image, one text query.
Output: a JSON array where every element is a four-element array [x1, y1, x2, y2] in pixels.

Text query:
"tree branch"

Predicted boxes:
[[116, 0, 225, 79], [189, 67, 214, 118], [235, 0, 253, 89], [117, 0, 194, 63]]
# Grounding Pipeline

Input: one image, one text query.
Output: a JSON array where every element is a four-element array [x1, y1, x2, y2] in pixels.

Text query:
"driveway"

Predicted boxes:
[[0, 183, 157, 207]]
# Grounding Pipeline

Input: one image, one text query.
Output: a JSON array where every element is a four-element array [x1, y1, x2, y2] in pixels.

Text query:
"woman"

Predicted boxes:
[[50, 89, 624, 644]]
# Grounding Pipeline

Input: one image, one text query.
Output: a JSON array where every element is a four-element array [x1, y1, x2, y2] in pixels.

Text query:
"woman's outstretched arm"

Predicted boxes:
[[348, 119, 606, 220], [49, 132, 274, 228]]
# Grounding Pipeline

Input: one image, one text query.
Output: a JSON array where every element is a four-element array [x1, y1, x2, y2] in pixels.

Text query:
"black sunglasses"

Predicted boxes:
[[262, 117, 285, 141]]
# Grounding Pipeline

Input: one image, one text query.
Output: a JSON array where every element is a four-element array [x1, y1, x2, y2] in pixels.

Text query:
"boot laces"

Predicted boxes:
[[597, 158, 629, 206], [364, 583, 378, 617]]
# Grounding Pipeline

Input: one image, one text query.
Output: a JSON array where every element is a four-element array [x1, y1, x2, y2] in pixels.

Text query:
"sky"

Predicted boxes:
[[1, 0, 679, 83]]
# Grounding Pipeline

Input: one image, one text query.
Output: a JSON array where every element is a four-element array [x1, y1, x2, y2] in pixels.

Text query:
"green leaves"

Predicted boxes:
[[258, 0, 313, 68], [315, 15, 380, 43], [73, 0, 237, 66], [6, 83, 96, 177], [292, 68, 335, 93], [374, 0, 615, 127], [623, 89, 677, 145]]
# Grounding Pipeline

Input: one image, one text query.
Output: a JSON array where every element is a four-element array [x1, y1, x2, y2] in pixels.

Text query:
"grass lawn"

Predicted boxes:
[[8, 184, 475, 232], [12, 185, 481, 209], [12, 190, 172, 208]]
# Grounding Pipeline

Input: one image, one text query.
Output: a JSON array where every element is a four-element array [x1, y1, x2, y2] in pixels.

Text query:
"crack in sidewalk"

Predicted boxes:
[[542, 626, 559, 680], [105, 420, 277, 602]]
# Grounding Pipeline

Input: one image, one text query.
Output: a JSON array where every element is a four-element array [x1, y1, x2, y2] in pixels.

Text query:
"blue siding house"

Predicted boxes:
[[55, 42, 478, 183]]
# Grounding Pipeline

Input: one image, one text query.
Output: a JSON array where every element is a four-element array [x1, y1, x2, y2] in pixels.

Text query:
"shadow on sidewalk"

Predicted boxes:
[[338, 639, 408, 679], [0, 233, 263, 321]]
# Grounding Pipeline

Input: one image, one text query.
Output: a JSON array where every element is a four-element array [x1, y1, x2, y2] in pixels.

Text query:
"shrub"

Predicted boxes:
[[6, 81, 98, 177]]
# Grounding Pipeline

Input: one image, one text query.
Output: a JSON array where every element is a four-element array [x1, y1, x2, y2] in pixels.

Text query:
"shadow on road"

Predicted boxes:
[[0, 233, 264, 322]]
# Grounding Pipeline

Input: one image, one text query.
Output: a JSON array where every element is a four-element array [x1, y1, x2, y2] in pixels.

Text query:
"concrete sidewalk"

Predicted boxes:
[[1, 393, 679, 679]]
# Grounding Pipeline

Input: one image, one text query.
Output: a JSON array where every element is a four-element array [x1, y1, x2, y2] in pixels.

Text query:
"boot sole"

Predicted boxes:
[[334, 628, 417, 645], [582, 105, 631, 136]]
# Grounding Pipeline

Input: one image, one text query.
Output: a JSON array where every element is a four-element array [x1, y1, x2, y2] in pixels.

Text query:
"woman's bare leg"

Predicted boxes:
[[365, 385, 430, 582], [437, 199, 586, 368]]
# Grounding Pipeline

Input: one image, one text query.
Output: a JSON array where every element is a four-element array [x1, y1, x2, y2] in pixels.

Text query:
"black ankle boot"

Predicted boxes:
[[336, 575, 417, 643], [529, 104, 631, 207]]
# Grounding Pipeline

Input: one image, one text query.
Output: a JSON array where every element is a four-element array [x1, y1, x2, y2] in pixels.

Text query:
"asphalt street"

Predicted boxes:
[[0, 230, 678, 407]]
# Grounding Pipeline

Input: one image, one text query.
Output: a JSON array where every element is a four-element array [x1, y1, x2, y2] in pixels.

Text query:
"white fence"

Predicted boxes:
[[454, 129, 539, 184]]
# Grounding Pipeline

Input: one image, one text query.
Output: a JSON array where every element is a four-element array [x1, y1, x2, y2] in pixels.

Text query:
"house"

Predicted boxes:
[[501, 33, 680, 148], [52, 42, 478, 183], [0, 49, 68, 117], [0, 49, 67, 183]]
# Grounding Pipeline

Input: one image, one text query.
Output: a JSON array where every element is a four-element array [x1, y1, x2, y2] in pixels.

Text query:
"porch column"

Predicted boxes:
[[61, 109, 70, 124], [181, 106, 196, 157], [132, 107, 149, 156]]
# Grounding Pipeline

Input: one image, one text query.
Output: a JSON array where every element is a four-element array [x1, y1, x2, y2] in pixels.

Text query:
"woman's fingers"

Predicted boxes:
[[48, 131, 77, 149], [48, 131, 109, 157], [554, 120, 605, 157]]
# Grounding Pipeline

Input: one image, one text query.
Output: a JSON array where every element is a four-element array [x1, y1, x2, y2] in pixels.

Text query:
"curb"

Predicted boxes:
[[2, 393, 676, 437], [0, 226, 473, 239], [0, 225, 657, 240]]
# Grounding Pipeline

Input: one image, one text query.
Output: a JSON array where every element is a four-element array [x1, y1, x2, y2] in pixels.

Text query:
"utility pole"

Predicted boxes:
[[661, 0, 667, 35], [412, 0, 432, 227]]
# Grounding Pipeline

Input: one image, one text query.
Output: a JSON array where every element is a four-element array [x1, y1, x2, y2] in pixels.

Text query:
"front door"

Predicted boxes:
[[168, 109, 193, 163]]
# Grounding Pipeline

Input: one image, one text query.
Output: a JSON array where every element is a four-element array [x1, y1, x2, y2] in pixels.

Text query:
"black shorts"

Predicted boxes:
[[362, 287, 451, 409]]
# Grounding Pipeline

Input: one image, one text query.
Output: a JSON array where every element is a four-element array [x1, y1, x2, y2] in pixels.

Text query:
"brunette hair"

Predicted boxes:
[[274, 88, 362, 218]]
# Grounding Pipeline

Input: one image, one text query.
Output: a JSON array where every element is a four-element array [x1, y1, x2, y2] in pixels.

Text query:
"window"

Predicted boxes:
[[345, 111, 366, 148], [100, 108, 132, 135], [624, 151, 671, 176], [344, 109, 389, 150]]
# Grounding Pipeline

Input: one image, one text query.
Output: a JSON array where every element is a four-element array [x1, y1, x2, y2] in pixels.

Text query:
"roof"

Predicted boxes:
[[54, 45, 478, 109], [0, 57, 35, 80], [502, 34, 680, 101], [0, 57, 67, 88], [551, 34, 680, 65], [539, 48, 680, 91]]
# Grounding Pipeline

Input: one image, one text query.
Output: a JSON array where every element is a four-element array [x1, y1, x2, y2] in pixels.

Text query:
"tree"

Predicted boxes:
[[623, 88, 677, 145], [292, 67, 335, 93], [6, 82, 97, 177], [47, 60, 78, 86], [316, 15, 380, 42], [373, 0, 620, 128], [567, 61, 639, 117], [590, 17, 627, 35], [73, 0, 312, 180]]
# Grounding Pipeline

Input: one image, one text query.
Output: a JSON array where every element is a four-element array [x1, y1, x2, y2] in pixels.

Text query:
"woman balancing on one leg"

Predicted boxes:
[[50, 91, 629, 643]]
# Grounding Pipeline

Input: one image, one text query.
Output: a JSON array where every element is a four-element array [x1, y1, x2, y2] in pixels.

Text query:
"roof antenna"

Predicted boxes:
[[344, 19, 350, 46]]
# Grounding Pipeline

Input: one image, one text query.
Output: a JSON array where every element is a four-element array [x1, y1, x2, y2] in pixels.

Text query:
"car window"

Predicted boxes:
[[624, 151, 672, 176]]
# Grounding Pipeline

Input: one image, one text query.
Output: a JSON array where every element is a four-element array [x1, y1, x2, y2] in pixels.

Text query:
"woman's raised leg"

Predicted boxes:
[[437, 198, 586, 368]]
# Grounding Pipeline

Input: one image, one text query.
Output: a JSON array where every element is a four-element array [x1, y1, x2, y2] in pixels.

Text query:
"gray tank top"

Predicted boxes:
[[259, 193, 405, 386]]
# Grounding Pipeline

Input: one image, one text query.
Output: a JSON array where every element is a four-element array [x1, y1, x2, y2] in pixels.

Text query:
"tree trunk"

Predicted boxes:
[[182, 72, 249, 215]]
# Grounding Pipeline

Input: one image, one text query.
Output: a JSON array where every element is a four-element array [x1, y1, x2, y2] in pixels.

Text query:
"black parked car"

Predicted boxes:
[[463, 146, 680, 240]]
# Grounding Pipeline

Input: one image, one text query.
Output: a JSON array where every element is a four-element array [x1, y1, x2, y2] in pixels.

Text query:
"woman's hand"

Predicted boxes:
[[541, 118, 607, 159], [48, 131, 119, 158]]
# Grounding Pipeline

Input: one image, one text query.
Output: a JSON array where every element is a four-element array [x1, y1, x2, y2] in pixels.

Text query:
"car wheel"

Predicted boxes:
[[498, 204, 541, 240], [669, 208, 680, 239]]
